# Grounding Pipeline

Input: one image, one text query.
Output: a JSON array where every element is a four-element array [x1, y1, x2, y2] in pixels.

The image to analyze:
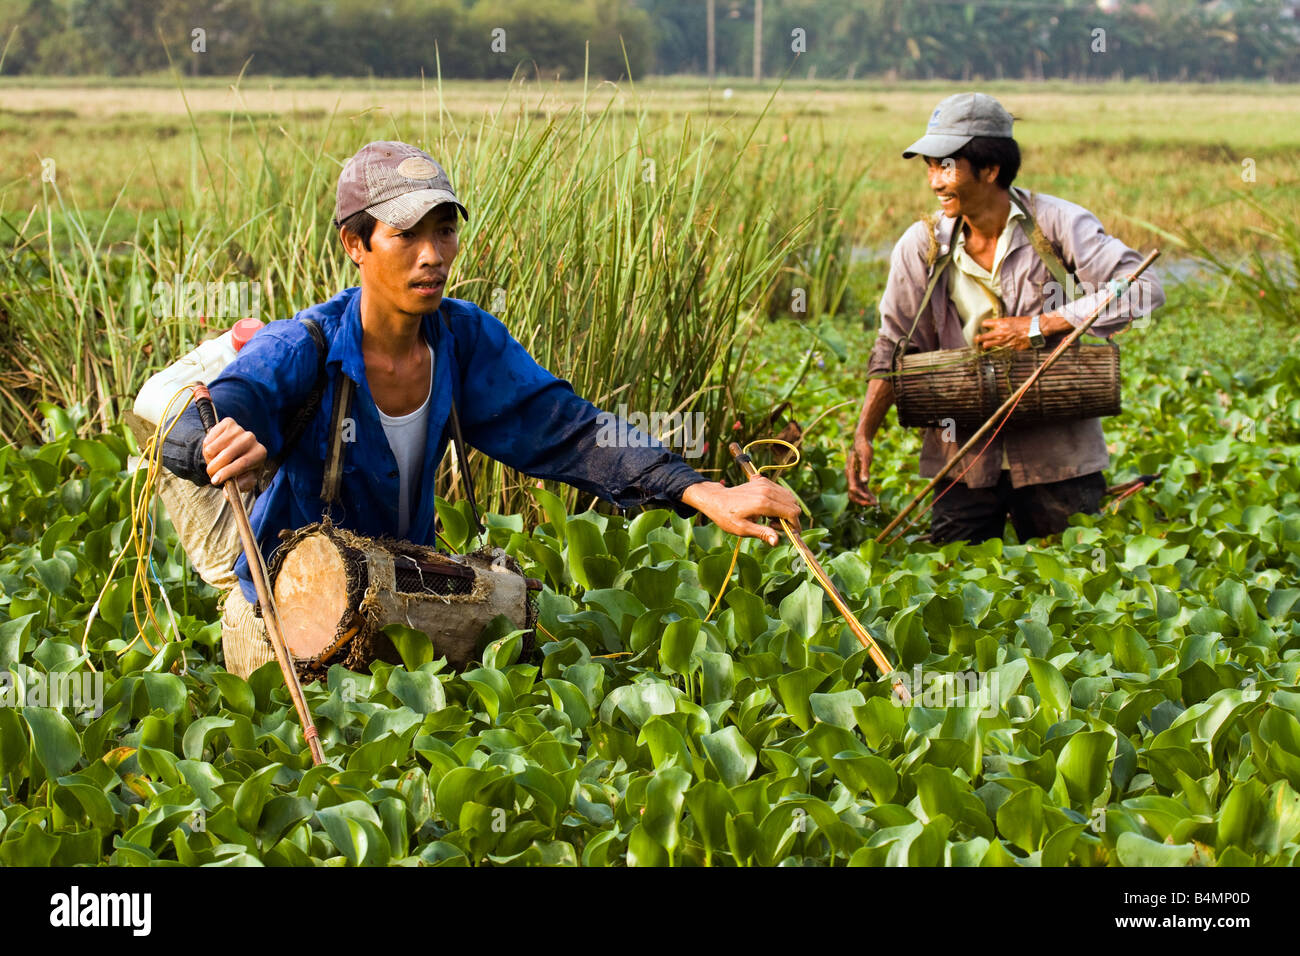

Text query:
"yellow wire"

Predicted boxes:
[[703, 437, 802, 623], [83, 385, 198, 665]]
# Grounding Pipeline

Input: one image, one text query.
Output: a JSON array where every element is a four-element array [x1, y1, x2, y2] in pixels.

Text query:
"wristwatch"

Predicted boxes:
[[1027, 314, 1045, 348]]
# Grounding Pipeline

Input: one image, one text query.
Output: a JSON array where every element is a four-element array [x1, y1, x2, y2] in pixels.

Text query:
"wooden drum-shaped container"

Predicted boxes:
[[263, 522, 539, 680]]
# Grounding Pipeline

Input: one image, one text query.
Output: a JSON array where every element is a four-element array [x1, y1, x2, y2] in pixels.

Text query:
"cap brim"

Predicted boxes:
[[367, 189, 469, 230], [902, 132, 973, 160]]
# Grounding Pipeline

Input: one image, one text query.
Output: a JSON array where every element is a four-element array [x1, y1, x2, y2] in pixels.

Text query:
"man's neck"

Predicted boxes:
[[959, 189, 1014, 245], [358, 287, 426, 369]]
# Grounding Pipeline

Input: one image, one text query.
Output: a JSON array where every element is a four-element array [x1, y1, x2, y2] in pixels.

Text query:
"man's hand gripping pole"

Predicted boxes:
[[191, 385, 326, 766]]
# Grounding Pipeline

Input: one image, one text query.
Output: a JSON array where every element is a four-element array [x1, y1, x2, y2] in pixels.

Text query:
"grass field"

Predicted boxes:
[[2, 77, 1299, 252]]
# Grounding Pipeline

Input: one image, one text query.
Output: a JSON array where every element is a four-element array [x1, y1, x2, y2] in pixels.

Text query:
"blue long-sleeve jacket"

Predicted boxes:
[[161, 287, 705, 604]]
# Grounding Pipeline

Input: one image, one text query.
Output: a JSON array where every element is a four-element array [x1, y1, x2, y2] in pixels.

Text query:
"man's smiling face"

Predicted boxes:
[[343, 204, 460, 317], [924, 155, 1000, 219]]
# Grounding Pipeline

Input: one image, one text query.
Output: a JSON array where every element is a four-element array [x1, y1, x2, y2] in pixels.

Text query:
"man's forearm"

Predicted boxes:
[[854, 377, 895, 442]]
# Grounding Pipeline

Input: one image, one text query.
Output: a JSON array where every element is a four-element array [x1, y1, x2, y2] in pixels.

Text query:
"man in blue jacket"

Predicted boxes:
[[164, 141, 798, 676]]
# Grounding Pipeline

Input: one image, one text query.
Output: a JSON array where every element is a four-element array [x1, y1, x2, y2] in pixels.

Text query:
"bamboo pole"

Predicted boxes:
[[192, 386, 325, 766], [729, 442, 911, 702], [876, 249, 1160, 545]]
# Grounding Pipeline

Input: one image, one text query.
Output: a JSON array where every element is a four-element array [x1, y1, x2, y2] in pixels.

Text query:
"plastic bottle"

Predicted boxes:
[[133, 318, 265, 427]]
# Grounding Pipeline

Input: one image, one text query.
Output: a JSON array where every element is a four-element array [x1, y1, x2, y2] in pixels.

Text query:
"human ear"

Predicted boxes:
[[339, 227, 363, 265]]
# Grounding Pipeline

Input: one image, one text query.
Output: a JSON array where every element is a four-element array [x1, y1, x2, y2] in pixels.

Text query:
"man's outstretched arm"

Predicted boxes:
[[448, 304, 800, 544]]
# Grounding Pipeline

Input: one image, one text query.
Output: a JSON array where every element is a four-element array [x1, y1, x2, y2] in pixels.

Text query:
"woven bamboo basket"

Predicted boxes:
[[894, 343, 1121, 430]]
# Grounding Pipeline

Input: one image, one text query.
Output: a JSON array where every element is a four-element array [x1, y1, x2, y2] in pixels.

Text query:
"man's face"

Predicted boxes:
[[923, 155, 999, 218], [347, 205, 460, 317]]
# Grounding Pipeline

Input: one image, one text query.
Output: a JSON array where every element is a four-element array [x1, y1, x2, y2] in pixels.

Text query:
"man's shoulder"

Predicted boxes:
[[889, 215, 955, 274], [294, 286, 359, 334], [437, 296, 490, 328], [228, 288, 357, 383], [1014, 188, 1100, 230]]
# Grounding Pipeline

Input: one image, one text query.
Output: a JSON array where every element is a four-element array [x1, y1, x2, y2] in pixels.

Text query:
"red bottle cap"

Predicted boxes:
[[231, 318, 264, 352]]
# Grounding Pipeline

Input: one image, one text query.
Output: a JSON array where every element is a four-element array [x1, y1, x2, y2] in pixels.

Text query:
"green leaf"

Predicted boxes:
[[543, 678, 593, 729], [684, 780, 736, 859], [0, 614, 37, 668], [141, 672, 187, 714], [1056, 731, 1115, 806], [810, 690, 865, 730], [996, 786, 1044, 853], [701, 725, 756, 787], [564, 517, 609, 591], [22, 707, 80, 777], [659, 619, 704, 675], [529, 486, 569, 542], [1026, 656, 1071, 720], [1115, 832, 1198, 867], [182, 716, 237, 762], [602, 682, 676, 729], [386, 667, 446, 715], [383, 623, 434, 671], [0, 707, 28, 774], [1122, 535, 1165, 569], [0, 815, 60, 866], [69, 438, 124, 473], [776, 667, 827, 732], [779, 579, 822, 640], [233, 763, 280, 832], [640, 767, 692, 858], [435, 497, 470, 553], [462, 667, 515, 723], [212, 672, 255, 719]]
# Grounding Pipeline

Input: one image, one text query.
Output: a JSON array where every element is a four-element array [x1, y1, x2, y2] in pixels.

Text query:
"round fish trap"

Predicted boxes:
[[894, 343, 1121, 429], [262, 522, 539, 681]]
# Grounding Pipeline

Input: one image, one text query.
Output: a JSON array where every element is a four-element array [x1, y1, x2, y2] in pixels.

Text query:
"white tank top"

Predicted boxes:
[[376, 343, 434, 537]]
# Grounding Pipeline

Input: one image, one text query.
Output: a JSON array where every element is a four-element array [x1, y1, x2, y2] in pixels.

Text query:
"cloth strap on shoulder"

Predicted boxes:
[[257, 317, 330, 493], [1013, 187, 1083, 305], [440, 312, 483, 539], [320, 372, 354, 511]]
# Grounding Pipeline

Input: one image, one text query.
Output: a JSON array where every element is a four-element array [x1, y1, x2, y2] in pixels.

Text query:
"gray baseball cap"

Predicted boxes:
[[335, 141, 468, 230], [902, 93, 1014, 160]]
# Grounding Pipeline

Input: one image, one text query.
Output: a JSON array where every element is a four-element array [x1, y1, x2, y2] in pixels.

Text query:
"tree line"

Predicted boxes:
[[1, 0, 1296, 81]]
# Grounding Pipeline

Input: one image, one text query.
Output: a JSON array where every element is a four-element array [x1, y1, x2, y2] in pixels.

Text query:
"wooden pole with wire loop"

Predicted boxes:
[[729, 442, 911, 702], [875, 249, 1161, 545], [191, 385, 326, 766]]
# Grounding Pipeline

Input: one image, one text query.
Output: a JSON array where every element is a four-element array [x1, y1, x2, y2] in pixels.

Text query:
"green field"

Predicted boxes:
[[0, 79, 1297, 868]]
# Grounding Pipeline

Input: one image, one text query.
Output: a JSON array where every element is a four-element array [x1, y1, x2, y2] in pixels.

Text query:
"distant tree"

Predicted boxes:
[[0, 0, 63, 74]]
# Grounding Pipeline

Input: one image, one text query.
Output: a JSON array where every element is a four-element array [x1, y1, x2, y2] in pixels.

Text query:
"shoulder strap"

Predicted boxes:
[[257, 317, 330, 493], [320, 372, 354, 512], [439, 311, 483, 540], [1015, 188, 1082, 303], [892, 216, 959, 371]]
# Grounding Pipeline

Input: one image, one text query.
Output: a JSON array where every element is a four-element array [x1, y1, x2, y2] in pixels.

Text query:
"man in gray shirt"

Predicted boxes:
[[847, 93, 1164, 543]]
